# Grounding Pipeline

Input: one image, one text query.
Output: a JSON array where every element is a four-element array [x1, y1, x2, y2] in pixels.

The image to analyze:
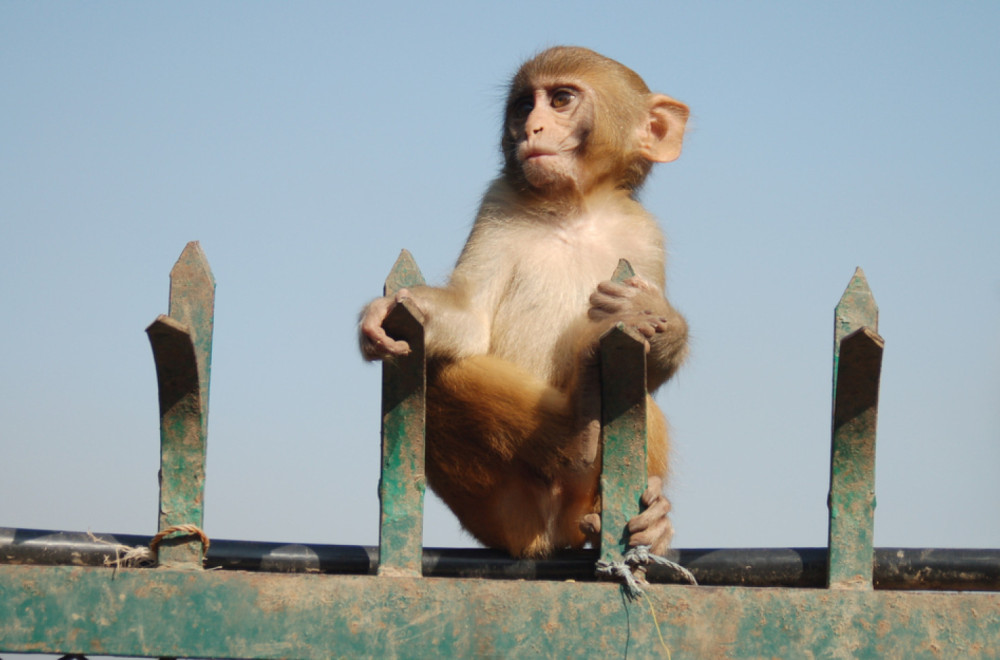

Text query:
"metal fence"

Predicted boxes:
[[1, 243, 997, 658]]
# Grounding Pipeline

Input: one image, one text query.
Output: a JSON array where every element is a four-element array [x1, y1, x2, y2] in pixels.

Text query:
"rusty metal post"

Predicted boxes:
[[828, 268, 883, 589], [832, 267, 880, 399], [597, 259, 649, 573], [146, 242, 215, 568], [378, 250, 427, 577]]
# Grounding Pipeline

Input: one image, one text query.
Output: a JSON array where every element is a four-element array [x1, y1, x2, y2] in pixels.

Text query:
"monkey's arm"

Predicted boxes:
[[359, 278, 495, 362], [359, 214, 519, 363]]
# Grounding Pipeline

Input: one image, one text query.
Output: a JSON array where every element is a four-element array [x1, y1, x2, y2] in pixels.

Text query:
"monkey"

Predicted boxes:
[[360, 46, 689, 559]]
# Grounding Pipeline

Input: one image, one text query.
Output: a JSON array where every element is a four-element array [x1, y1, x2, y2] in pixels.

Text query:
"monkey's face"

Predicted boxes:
[[505, 80, 595, 192]]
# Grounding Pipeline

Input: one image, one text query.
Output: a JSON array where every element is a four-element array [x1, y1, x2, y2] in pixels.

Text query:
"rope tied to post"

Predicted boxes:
[[596, 555, 645, 599], [149, 523, 211, 557], [90, 524, 211, 572], [596, 545, 697, 599]]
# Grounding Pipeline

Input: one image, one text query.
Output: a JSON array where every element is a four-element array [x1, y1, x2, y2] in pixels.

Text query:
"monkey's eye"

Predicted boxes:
[[511, 97, 534, 119], [550, 89, 575, 109]]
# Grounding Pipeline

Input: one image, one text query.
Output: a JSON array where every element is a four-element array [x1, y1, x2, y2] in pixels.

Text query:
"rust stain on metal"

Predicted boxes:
[[132, 578, 180, 601], [252, 572, 338, 613]]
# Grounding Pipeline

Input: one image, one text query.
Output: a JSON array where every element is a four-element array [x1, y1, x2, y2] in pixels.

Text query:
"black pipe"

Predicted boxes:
[[2, 527, 997, 591]]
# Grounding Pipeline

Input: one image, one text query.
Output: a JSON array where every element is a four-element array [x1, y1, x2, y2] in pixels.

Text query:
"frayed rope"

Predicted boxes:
[[596, 545, 697, 599], [88, 531, 156, 570]]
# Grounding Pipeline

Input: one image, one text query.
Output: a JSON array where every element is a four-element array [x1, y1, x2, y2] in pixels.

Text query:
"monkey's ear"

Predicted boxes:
[[638, 94, 689, 163]]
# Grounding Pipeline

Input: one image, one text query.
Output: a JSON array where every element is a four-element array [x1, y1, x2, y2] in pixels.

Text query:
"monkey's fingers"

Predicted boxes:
[[631, 319, 658, 339], [627, 487, 673, 553], [641, 475, 665, 505], [643, 315, 668, 332], [595, 280, 638, 299], [622, 275, 657, 293], [580, 512, 601, 536], [360, 317, 412, 359], [361, 335, 411, 360], [628, 495, 671, 534], [588, 290, 632, 318], [359, 295, 412, 357], [627, 515, 674, 555]]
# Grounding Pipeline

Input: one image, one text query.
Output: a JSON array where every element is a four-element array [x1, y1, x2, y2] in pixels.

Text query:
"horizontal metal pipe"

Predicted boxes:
[[2, 527, 997, 591]]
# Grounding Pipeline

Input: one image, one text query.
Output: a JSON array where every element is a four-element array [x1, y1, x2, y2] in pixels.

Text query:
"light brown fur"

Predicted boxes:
[[360, 47, 688, 557]]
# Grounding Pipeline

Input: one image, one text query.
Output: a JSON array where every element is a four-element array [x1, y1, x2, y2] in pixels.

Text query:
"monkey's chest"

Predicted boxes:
[[489, 237, 620, 381]]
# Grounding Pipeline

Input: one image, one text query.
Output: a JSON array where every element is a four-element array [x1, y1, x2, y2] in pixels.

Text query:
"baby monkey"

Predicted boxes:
[[361, 46, 689, 558]]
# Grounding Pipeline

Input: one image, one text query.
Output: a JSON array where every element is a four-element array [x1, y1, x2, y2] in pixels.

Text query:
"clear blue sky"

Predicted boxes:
[[2, 2, 998, 555]]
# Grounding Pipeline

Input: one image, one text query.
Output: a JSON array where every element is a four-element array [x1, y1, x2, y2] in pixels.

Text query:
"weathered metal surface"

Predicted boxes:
[[829, 327, 884, 589], [383, 248, 426, 297], [1, 564, 998, 658], [596, 258, 648, 576], [379, 252, 428, 577], [167, 241, 216, 427], [610, 257, 636, 283], [828, 270, 883, 590], [598, 324, 648, 570], [146, 242, 215, 568], [832, 267, 878, 398], [145, 316, 205, 568], [6, 528, 1000, 590]]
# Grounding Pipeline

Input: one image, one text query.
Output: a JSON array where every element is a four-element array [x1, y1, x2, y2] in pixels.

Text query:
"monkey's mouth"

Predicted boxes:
[[521, 146, 559, 161]]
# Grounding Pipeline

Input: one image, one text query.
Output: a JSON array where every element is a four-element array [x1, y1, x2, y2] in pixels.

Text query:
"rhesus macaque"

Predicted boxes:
[[360, 46, 689, 558]]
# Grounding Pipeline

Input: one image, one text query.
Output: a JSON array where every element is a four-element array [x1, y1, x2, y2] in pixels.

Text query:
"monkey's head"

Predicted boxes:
[[502, 46, 688, 197]]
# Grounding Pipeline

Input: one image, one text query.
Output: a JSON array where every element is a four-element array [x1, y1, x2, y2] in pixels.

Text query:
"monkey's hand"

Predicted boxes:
[[359, 289, 418, 360], [588, 276, 688, 389], [589, 276, 669, 336], [578, 476, 673, 554], [626, 475, 674, 555]]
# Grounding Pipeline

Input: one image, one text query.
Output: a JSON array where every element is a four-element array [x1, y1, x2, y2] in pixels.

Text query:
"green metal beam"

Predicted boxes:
[[1, 564, 997, 658]]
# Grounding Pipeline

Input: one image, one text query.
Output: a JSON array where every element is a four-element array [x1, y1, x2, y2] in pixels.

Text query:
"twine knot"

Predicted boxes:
[[149, 523, 211, 556], [596, 545, 697, 599]]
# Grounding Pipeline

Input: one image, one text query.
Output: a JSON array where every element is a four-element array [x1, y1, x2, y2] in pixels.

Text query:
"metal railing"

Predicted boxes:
[[1, 243, 997, 658]]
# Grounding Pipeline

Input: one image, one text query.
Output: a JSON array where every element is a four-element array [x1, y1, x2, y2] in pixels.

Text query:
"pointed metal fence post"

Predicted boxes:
[[598, 260, 650, 573], [828, 268, 883, 589], [378, 250, 428, 577], [147, 242, 215, 568]]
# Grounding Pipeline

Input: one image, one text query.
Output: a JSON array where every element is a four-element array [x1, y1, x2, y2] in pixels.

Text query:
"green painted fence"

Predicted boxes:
[[1, 245, 997, 658]]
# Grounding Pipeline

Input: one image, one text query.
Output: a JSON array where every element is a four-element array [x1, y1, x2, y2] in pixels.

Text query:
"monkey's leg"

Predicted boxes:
[[425, 355, 600, 557], [578, 398, 674, 553], [424, 355, 672, 557]]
